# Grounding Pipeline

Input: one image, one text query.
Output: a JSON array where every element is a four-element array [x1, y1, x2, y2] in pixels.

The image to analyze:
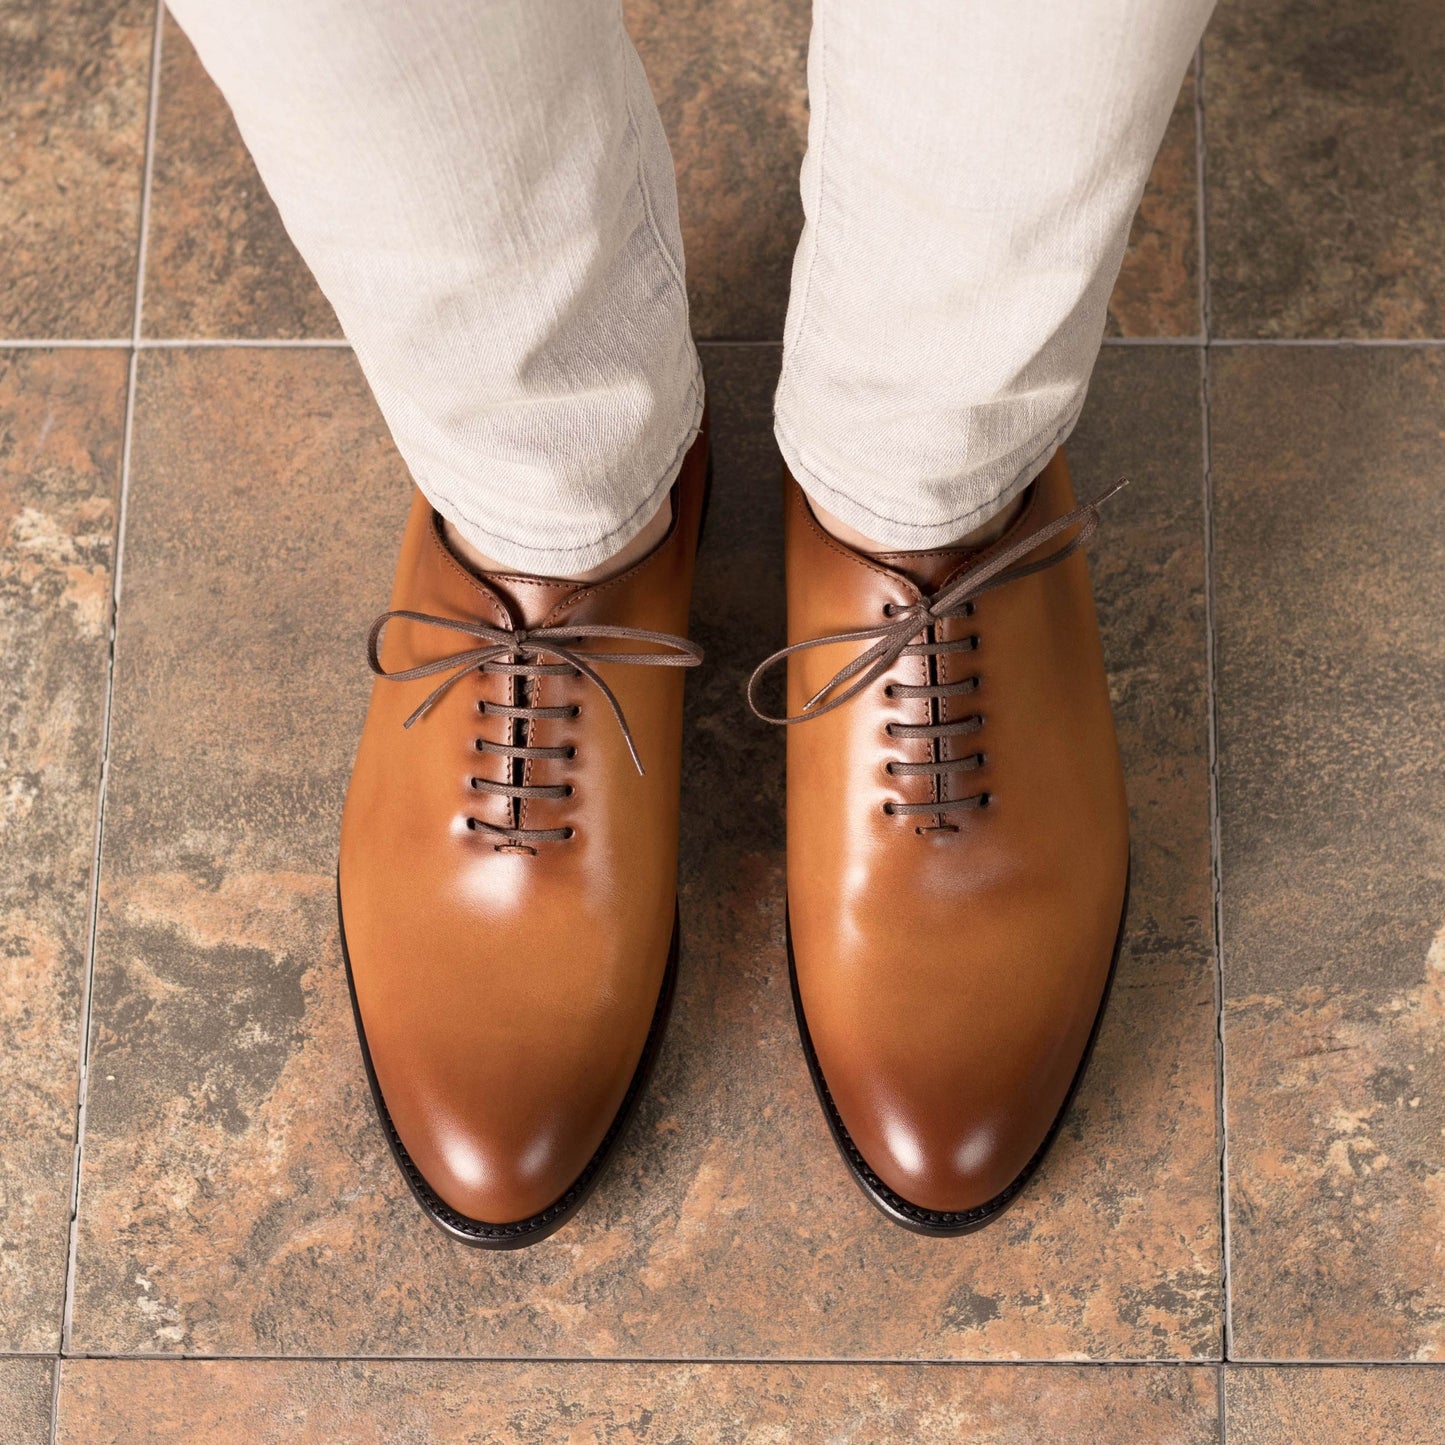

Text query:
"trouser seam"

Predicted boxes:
[[620, 27, 689, 306]]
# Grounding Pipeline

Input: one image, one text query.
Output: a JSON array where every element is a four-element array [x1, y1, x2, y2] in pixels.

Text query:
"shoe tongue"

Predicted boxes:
[[480, 572, 581, 629], [871, 543, 981, 594]]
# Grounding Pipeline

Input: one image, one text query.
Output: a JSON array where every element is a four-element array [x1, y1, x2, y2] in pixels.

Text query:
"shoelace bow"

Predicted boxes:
[[746, 480, 1126, 819], [367, 610, 703, 844]]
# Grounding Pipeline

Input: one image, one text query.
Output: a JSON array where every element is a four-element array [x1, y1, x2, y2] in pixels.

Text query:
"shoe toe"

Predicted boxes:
[[803, 945, 1112, 1222], [396, 1101, 584, 1226], [839, 1088, 1040, 1218]]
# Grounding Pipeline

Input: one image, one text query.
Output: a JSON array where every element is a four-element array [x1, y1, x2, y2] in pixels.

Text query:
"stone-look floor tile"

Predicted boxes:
[[0, 0, 154, 338], [1107, 69, 1201, 338], [1226, 1367, 1445, 1444], [1205, 0, 1445, 338], [58, 1360, 1222, 1444], [0, 1358, 53, 1445], [0, 350, 128, 1350], [140, 4, 1191, 343], [141, 17, 339, 341], [140, 0, 808, 343], [624, 0, 809, 340], [1213, 347, 1445, 1358], [585, 14, 1195, 339], [72, 343, 1219, 1358]]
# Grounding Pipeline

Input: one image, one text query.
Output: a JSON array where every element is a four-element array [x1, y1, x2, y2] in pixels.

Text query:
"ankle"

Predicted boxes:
[[812, 490, 1027, 557], [444, 492, 674, 585]]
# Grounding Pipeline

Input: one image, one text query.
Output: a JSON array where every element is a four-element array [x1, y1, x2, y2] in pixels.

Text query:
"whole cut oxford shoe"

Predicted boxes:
[[750, 449, 1130, 1233], [338, 425, 708, 1246]]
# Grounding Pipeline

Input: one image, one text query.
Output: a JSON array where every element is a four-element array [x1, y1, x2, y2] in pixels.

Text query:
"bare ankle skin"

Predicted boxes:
[[444, 491, 674, 585]]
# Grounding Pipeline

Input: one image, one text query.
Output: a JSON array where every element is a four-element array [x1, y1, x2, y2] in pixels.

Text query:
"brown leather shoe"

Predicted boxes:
[[339, 427, 708, 1247], [750, 450, 1129, 1233]]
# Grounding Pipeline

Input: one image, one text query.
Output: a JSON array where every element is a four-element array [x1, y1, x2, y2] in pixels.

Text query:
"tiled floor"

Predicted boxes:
[[1, 1, 1442, 1440]]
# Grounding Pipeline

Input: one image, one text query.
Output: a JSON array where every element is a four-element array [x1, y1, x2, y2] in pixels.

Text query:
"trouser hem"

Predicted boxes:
[[430, 355, 706, 576], [773, 394, 1087, 551]]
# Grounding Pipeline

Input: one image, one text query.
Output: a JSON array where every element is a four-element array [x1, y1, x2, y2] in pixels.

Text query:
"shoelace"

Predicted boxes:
[[367, 610, 703, 845], [747, 481, 1126, 822]]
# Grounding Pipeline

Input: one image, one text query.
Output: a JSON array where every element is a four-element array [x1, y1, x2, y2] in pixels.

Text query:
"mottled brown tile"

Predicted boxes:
[[1205, 0, 1445, 339], [625, 0, 808, 339], [1227, 1367, 1445, 1443], [59, 1360, 1221, 1444], [1213, 347, 1445, 1358], [142, 1, 807, 341], [0, 349, 127, 1350], [142, 3, 1192, 343], [0, 1358, 53, 1445], [72, 343, 1218, 1358], [637, 4, 1197, 340], [0, 0, 154, 338], [1107, 69, 1201, 339], [141, 17, 339, 341]]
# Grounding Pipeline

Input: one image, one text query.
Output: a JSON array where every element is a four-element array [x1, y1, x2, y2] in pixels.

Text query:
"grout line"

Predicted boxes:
[[46, 1353, 1227, 1368], [52, 6, 165, 1435], [1208, 336, 1445, 348], [1193, 43, 1212, 345], [1100, 335, 1205, 346], [50, 345, 138, 1424], [129, 2, 165, 353], [1219, 1362, 1229, 1440], [9, 334, 1445, 352], [133, 336, 352, 349], [1209, 1360, 1445, 1370], [11, 1350, 1444, 1368], [1192, 32, 1236, 1386], [0, 339, 132, 350], [681, 337, 782, 347], [1201, 342, 1234, 1368], [47, 358, 135, 1437]]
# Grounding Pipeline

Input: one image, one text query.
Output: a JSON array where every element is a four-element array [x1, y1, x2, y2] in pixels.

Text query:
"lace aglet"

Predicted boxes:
[[1099, 476, 1130, 505]]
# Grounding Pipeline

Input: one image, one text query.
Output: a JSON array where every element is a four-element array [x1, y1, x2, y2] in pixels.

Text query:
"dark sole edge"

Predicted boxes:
[[787, 862, 1131, 1237], [337, 881, 679, 1249]]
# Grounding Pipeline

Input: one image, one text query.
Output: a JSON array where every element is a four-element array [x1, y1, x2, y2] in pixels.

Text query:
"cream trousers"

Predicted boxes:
[[169, 0, 1215, 572]]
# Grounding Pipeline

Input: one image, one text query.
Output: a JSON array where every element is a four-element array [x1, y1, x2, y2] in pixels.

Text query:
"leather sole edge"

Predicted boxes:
[[337, 880, 679, 1250], [787, 862, 1131, 1237]]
